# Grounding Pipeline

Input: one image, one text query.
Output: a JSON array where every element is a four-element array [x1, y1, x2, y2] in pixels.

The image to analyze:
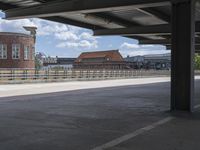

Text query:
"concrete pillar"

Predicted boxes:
[[171, 0, 196, 111]]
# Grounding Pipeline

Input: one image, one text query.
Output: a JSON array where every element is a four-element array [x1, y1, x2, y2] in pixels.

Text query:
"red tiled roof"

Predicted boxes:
[[75, 50, 124, 62]]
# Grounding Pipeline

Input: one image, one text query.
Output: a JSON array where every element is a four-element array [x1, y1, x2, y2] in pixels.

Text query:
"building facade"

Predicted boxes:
[[74, 50, 126, 69], [42, 56, 75, 70], [125, 53, 171, 70], [0, 32, 35, 69], [143, 53, 171, 70]]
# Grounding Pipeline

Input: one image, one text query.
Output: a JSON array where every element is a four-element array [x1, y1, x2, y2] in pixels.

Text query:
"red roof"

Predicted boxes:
[[75, 50, 124, 62]]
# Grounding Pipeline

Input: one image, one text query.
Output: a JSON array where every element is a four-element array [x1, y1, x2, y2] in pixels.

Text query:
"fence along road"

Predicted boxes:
[[0, 69, 172, 83]]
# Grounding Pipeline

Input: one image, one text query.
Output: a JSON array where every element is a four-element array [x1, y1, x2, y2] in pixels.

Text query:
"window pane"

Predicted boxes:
[[12, 44, 20, 59], [24, 46, 30, 60], [3, 45, 7, 59], [0, 44, 7, 59], [0, 44, 2, 58]]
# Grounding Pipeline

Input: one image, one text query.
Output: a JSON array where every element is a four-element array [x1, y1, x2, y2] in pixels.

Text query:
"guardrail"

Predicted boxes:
[[0, 69, 199, 84], [0, 69, 171, 82]]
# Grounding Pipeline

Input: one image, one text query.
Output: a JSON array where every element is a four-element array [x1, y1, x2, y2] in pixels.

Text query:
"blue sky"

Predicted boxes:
[[0, 11, 169, 58]]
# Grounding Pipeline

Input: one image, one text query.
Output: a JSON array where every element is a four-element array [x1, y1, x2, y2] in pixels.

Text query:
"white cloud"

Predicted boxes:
[[120, 42, 168, 57], [55, 32, 98, 49], [141, 45, 154, 48], [56, 40, 98, 49], [79, 32, 97, 41], [0, 18, 36, 34], [79, 40, 98, 48], [120, 42, 162, 50], [121, 49, 169, 57], [108, 44, 113, 48], [55, 31, 79, 41], [0, 17, 72, 35], [0, 11, 98, 50], [120, 42, 140, 49]]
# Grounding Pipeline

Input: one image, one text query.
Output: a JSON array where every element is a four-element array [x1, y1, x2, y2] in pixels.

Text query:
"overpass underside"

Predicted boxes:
[[0, 0, 199, 112]]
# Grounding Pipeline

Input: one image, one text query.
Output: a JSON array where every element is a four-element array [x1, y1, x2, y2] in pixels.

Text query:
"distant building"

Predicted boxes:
[[0, 28, 36, 69], [125, 55, 144, 69], [144, 53, 171, 70], [74, 50, 126, 69], [42, 56, 75, 70], [43, 57, 57, 65], [125, 53, 171, 70]]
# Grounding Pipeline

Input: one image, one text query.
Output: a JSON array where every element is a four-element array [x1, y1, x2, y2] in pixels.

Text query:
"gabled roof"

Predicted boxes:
[[75, 50, 124, 62]]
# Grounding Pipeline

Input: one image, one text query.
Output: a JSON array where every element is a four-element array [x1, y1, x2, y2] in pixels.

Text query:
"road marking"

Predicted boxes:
[[91, 117, 174, 150], [194, 104, 200, 109]]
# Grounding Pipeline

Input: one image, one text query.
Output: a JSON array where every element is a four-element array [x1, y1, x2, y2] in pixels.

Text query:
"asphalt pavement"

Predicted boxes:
[[0, 79, 199, 150]]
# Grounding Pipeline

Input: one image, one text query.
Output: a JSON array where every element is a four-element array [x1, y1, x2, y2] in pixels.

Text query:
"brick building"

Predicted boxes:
[[0, 30, 36, 69], [74, 50, 126, 69]]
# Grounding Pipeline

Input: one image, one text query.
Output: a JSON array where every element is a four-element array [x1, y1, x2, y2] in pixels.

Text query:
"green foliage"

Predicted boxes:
[[35, 57, 42, 70], [195, 54, 200, 70]]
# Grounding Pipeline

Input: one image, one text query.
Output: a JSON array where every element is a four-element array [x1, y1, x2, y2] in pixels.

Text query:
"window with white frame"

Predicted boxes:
[[12, 44, 20, 59], [24, 46, 30, 60], [0, 44, 7, 59], [32, 46, 35, 60]]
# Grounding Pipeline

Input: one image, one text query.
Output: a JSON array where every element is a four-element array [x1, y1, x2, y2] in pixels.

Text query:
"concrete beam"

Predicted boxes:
[[94, 23, 200, 36], [139, 38, 200, 45], [86, 13, 150, 40], [0, 2, 15, 10], [42, 16, 103, 30], [140, 7, 170, 23], [4, 0, 170, 19], [166, 45, 200, 50], [94, 24, 171, 36], [140, 39, 171, 45]]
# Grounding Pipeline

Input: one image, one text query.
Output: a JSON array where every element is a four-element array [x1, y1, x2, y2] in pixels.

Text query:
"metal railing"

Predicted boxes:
[[0, 69, 199, 84], [0, 69, 171, 82]]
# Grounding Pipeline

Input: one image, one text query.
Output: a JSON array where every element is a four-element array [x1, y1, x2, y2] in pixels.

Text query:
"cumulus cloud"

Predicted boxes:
[[0, 11, 98, 50], [120, 42, 155, 49], [55, 30, 98, 49], [120, 49, 169, 57], [120, 42, 140, 49], [55, 31, 79, 41], [56, 40, 98, 49], [55, 32, 98, 49], [120, 42, 168, 57], [79, 32, 97, 41], [0, 17, 82, 36]]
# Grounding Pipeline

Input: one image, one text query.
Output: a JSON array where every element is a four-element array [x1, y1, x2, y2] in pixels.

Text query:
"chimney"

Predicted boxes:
[[23, 26, 37, 43]]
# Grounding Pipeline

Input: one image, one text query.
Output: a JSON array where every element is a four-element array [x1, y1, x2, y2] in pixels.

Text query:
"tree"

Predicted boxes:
[[195, 54, 200, 70], [35, 57, 43, 70]]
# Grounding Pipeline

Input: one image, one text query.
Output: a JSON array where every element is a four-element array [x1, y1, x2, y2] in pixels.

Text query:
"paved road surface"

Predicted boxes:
[[0, 78, 199, 150]]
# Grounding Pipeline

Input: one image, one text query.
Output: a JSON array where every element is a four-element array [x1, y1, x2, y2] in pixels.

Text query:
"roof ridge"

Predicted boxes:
[[81, 49, 119, 54]]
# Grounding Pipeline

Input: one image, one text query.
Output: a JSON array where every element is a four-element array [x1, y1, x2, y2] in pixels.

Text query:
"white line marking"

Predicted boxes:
[[91, 117, 174, 150], [194, 104, 200, 109]]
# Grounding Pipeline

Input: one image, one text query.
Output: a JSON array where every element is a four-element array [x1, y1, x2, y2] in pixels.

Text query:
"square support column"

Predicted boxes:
[[171, 0, 196, 112]]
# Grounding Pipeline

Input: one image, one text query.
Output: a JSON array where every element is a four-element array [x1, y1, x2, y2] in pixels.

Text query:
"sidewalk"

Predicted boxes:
[[1, 76, 200, 98], [0, 77, 170, 98]]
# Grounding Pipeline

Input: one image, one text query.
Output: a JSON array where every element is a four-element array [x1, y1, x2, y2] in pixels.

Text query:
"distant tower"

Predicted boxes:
[[23, 26, 37, 43]]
